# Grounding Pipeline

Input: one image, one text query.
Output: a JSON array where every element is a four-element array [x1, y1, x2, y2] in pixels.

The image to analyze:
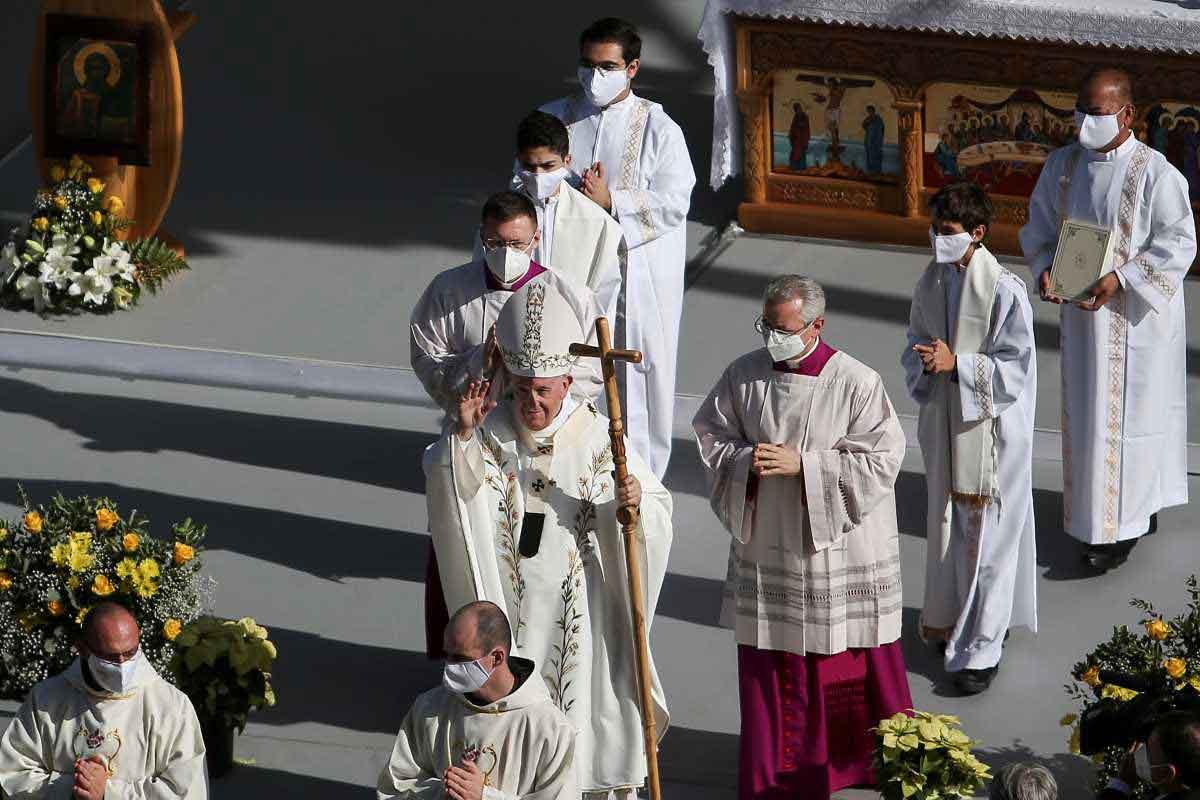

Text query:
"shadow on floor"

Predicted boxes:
[[977, 742, 1097, 800], [262, 627, 439, 734], [660, 724, 739, 791], [212, 764, 369, 800], [0, 376, 435, 493]]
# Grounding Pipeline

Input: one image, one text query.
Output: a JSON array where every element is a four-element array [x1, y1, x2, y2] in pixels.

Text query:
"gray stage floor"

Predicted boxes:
[[0, 367, 1195, 799]]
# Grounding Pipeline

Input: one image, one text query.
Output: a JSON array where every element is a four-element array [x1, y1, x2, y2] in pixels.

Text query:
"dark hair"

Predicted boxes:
[[481, 191, 537, 226], [516, 111, 570, 159], [451, 601, 513, 654], [580, 17, 641, 64], [1155, 711, 1200, 787], [928, 180, 994, 233]]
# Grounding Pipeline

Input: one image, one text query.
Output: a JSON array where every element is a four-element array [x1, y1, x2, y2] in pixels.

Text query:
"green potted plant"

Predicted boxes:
[[873, 710, 992, 800], [171, 616, 277, 778]]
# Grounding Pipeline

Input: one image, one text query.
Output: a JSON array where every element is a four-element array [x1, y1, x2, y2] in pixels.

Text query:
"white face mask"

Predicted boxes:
[[1075, 108, 1126, 150], [763, 319, 816, 362], [517, 167, 571, 201], [88, 651, 141, 695], [443, 655, 494, 695], [483, 238, 534, 284], [929, 227, 976, 265], [577, 66, 629, 108]]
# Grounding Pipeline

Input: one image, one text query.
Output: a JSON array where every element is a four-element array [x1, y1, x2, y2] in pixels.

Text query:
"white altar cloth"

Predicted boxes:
[[698, 0, 1200, 189]]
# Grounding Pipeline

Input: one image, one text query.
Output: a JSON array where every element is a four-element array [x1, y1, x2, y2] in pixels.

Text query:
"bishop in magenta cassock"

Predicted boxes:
[[693, 275, 912, 800]]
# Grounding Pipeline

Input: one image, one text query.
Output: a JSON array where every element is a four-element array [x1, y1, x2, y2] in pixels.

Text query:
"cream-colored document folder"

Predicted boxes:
[[1049, 219, 1113, 303]]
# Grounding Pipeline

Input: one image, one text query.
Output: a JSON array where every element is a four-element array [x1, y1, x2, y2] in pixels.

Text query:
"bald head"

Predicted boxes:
[[1080, 68, 1133, 110], [444, 601, 512, 661], [79, 602, 140, 662]]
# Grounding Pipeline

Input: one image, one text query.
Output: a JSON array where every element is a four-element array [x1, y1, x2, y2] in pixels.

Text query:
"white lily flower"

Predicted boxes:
[[68, 267, 113, 305], [102, 239, 135, 282], [37, 259, 77, 291], [16, 273, 48, 312]]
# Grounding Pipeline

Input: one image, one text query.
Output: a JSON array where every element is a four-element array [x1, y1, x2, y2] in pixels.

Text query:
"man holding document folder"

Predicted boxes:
[[1021, 67, 1196, 571]]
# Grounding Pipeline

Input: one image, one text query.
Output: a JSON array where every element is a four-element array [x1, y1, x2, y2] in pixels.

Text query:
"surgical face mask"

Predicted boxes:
[[517, 166, 571, 201], [1135, 746, 1173, 787], [577, 66, 629, 107], [88, 651, 141, 695], [762, 319, 816, 362], [443, 655, 494, 695], [1075, 107, 1126, 150], [483, 238, 534, 284], [929, 227, 975, 264]]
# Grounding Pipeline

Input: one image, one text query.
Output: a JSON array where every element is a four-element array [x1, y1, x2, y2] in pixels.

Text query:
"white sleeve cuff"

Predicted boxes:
[[955, 353, 995, 422], [1117, 258, 1174, 313]]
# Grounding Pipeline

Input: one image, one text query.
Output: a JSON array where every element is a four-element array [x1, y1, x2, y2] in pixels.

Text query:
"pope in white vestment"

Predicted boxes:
[[424, 277, 672, 797], [541, 17, 696, 480], [1020, 69, 1195, 552], [0, 604, 207, 799], [904, 193, 1038, 684]]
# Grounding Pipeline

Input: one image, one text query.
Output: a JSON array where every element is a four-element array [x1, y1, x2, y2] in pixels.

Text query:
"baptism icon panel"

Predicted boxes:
[[770, 69, 899, 182], [922, 83, 1077, 198], [1139, 102, 1200, 205]]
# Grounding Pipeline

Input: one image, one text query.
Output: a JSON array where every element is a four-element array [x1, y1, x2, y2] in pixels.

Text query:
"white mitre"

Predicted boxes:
[[496, 276, 585, 378]]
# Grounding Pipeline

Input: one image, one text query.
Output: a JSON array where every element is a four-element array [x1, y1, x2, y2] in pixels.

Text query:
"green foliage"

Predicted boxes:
[[171, 616, 278, 733], [128, 237, 190, 294], [874, 711, 991, 800]]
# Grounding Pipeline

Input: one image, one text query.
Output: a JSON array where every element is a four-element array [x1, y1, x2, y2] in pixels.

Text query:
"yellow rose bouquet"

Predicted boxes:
[[0, 486, 208, 697], [873, 710, 991, 800], [1063, 575, 1200, 797], [0, 154, 188, 315]]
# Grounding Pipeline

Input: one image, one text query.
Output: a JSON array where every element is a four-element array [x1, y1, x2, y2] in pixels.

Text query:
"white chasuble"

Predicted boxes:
[[410, 267, 603, 415], [903, 248, 1038, 671], [0, 659, 208, 799], [377, 658, 577, 800], [541, 91, 696, 480], [692, 346, 905, 656], [423, 400, 672, 793], [1021, 138, 1195, 544]]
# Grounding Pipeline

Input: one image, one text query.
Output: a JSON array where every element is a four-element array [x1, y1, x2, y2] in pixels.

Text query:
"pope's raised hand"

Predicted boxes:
[[456, 379, 496, 440]]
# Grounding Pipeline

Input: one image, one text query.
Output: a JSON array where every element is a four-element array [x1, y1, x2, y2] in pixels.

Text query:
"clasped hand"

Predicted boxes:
[[581, 162, 613, 212], [73, 757, 108, 800], [912, 338, 955, 374], [444, 756, 484, 800], [752, 443, 802, 477]]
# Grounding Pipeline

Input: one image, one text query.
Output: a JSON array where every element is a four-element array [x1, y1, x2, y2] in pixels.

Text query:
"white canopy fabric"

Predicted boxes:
[[698, 0, 1200, 189]]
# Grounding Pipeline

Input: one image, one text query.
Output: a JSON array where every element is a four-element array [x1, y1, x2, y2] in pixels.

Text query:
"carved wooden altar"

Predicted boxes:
[[734, 18, 1200, 256]]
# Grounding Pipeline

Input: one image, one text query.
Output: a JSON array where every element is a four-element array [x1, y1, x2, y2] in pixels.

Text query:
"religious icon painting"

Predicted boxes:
[[922, 83, 1076, 197], [1138, 101, 1200, 207], [769, 68, 899, 182], [43, 14, 152, 165]]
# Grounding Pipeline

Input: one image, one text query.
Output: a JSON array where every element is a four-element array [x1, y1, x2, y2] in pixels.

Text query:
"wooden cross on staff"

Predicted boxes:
[[568, 316, 662, 800]]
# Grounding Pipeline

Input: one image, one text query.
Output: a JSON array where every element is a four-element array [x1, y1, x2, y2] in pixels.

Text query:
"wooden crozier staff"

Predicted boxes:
[[568, 317, 662, 800]]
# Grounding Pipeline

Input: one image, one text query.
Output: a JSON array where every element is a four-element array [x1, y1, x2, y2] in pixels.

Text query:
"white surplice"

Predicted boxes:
[[410, 266, 603, 415], [541, 91, 696, 479], [902, 249, 1038, 672], [1020, 137, 1195, 544], [0, 658, 208, 799], [692, 344, 906, 656], [376, 657, 577, 800], [423, 399, 672, 793]]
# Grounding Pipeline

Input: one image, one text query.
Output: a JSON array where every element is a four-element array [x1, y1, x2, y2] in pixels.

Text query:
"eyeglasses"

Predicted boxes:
[[578, 59, 626, 72], [479, 232, 535, 252], [92, 644, 140, 663], [754, 315, 814, 336]]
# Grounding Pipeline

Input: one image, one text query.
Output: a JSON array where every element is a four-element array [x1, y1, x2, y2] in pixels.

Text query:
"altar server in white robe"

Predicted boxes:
[[904, 182, 1038, 696], [477, 110, 625, 323], [1020, 68, 1195, 571], [0, 602, 208, 799], [378, 601, 577, 800], [541, 17, 696, 480], [413, 191, 604, 659], [693, 275, 912, 800], [424, 277, 672, 799]]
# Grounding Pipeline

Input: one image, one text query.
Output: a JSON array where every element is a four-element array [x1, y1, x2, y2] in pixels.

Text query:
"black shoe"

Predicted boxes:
[[1147, 513, 1159, 536], [1084, 539, 1137, 571], [954, 665, 999, 695]]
